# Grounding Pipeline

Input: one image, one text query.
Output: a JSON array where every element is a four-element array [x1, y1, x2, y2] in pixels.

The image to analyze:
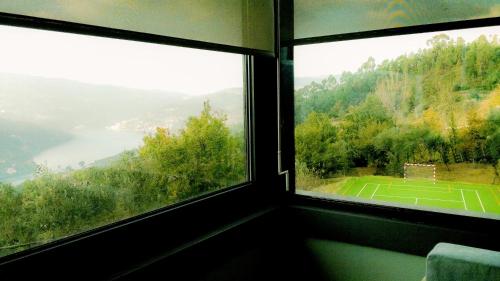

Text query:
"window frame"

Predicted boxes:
[[2, 2, 497, 277], [280, 12, 500, 225], [0, 10, 280, 275]]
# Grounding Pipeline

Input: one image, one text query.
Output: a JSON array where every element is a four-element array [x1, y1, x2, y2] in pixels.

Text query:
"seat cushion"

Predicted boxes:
[[426, 243, 500, 281]]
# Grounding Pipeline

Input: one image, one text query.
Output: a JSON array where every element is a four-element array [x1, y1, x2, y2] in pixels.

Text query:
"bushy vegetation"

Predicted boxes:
[[295, 34, 500, 184], [0, 102, 245, 256]]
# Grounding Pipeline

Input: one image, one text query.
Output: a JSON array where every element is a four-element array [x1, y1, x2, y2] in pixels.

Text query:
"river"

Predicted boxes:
[[33, 130, 144, 171]]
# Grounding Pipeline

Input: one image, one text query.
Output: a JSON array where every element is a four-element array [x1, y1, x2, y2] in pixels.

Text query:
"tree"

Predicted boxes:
[[295, 112, 339, 176], [341, 95, 394, 167], [359, 56, 376, 72], [140, 101, 245, 198], [482, 110, 500, 183], [0, 103, 246, 256]]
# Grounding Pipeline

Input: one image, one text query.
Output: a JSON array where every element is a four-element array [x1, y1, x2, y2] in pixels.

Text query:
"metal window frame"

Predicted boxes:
[[277, 0, 500, 242], [0, 9, 280, 278], [1, 1, 498, 278], [0, 11, 274, 57]]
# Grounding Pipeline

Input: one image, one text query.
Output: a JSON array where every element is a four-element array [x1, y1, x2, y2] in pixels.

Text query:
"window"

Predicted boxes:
[[294, 26, 500, 217], [0, 25, 248, 257], [0, 0, 275, 52], [294, 0, 500, 39]]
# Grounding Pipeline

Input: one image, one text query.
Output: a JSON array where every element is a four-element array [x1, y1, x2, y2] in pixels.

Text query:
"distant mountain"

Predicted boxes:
[[182, 88, 244, 127], [0, 73, 244, 132], [0, 73, 189, 132], [0, 73, 245, 182]]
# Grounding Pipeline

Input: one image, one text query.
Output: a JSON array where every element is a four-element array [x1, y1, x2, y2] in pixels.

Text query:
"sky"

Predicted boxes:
[[1, 25, 498, 93], [0, 25, 244, 96], [295, 26, 500, 78]]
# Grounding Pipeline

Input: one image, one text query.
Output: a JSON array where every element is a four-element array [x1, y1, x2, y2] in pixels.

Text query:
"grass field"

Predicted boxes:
[[336, 176, 500, 215]]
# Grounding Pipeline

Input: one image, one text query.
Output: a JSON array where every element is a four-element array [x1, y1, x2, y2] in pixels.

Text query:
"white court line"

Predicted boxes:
[[389, 184, 455, 192], [374, 194, 462, 203], [385, 186, 453, 194], [371, 184, 380, 199], [356, 183, 368, 197], [415, 198, 418, 205], [391, 183, 490, 192], [453, 182, 493, 188], [390, 184, 451, 191], [460, 189, 468, 210], [375, 182, 488, 194], [475, 190, 486, 213], [376, 183, 454, 192]]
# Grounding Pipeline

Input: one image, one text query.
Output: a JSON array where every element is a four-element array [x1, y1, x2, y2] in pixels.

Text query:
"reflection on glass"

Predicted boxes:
[[0, 25, 246, 257], [0, 0, 274, 51], [294, 26, 500, 217], [295, 0, 500, 39]]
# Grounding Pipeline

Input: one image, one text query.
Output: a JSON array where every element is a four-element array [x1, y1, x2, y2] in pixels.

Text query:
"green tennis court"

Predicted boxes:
[[338, 176, 500, 215]]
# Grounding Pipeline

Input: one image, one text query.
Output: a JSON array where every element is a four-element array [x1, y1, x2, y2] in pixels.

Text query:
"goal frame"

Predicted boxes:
[[404, 163, 436, 184]]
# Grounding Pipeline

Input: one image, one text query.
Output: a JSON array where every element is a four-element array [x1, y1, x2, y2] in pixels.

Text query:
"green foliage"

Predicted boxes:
[[140, 102, 245, 198], [0, 184, 22, 247], [483, 110, 500, 182], [20, 176, 117, 239], [295, 160, 323, 189], [295, 112, 338, 176], [295, 68, 384, 123], [0, 102, 245, 255], [295, 35, 500, 182]]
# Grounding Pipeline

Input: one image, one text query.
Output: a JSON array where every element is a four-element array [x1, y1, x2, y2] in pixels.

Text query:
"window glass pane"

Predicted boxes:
[[0, 25, 247, 257], [0, 0, 274, 52], [294, 26, 500, 217], [295, 0, 500, 39]]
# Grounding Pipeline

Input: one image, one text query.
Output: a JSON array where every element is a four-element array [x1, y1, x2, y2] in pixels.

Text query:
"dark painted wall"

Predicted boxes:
[[112, 203, 497, 281]]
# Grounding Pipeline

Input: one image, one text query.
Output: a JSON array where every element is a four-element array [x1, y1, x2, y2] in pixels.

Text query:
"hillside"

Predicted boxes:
[[0, 119, 71, 182], [0, 74, 243, 131], [0, 73, 244, 182], [295, 34, 500, 182]]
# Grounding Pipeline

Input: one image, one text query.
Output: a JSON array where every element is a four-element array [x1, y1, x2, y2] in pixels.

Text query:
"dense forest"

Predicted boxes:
[[0, 102, 245, 256], [295, 34, 499, 184]]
